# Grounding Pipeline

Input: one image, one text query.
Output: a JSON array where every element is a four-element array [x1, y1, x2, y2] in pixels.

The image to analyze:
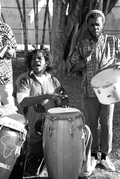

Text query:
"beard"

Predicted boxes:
[[88, 29, 102, 40]]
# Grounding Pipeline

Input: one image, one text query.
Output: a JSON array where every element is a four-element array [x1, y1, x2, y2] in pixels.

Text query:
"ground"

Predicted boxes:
[[12, 56, 120, 179]]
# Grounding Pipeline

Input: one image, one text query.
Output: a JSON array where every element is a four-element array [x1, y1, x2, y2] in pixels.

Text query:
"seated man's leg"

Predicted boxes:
[[23, 140, 44, 177]]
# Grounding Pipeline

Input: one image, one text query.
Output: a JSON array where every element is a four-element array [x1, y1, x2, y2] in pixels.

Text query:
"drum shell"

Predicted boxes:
[[91, 68, 120, 105], [43, 112, 85, 179], [0, 126, 25, 179], [0, 113, 27, 179], [92, 80, 120, 104]]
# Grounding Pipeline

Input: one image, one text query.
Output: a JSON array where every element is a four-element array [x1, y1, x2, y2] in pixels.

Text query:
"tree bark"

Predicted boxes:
[[51, 0, 67, 79], [42, 0, 49, 44]]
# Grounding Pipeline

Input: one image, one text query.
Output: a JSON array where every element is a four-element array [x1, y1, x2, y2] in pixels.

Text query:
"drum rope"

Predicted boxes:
[[0, 124, 4, 130], [15, 131, 27, 158], [46, 113, 86, 137]]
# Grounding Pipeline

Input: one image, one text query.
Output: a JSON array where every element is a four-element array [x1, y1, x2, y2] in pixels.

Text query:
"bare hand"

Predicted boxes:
[[47, 93, 62, 101], [83, 50, 91, 63]]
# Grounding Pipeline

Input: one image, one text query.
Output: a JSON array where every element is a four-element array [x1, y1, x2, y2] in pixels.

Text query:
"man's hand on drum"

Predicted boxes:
[[47, 93, 69, 108], [47, 93, 61, 100]]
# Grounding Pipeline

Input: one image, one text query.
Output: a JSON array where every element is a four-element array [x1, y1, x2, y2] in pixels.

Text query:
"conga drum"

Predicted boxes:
[[43, 107, 85, 179], [91, 68, 120, 104], [0, 112, 27, 179]]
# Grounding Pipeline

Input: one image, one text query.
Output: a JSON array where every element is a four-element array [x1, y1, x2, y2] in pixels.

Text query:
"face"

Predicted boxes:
[[87, 16, 104, 38], [31, 51, 46, 75]]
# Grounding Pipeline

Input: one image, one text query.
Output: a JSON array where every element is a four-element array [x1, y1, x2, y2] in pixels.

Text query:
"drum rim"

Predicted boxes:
[[47, 107, 81, 117], [91, 68, 120, 89], [47, 107, 80, 113], [0, 116, 26, 133], [91, 80, 119, 89]]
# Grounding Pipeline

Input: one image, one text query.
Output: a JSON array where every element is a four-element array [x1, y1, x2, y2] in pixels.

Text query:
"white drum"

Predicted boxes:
[[91, 68, 120, 104]]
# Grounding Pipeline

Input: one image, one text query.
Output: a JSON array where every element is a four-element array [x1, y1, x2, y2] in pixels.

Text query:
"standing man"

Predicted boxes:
[[0, 20, 17, 106], [68, 9, 120, 172]]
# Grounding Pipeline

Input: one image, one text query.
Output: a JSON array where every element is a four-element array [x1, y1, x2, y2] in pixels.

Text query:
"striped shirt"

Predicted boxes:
[[68, 34, 120, 98], [0, 21, 17, 85]]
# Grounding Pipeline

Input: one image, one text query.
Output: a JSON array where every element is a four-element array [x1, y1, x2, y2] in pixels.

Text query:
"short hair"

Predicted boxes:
[[25, 44, 53, 72]]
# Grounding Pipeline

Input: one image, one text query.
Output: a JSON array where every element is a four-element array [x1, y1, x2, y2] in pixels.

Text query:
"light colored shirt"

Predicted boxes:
[[14, 71, 60, 143], [68, 34, 120, 99]]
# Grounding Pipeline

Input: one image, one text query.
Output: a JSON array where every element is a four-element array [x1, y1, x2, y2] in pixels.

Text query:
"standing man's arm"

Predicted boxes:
[[68, 42, 85, 72]]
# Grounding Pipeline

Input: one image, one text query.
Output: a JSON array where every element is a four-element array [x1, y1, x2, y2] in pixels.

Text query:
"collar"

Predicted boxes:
[[29, 70, 51, 78], [89, 33, 105, 43]]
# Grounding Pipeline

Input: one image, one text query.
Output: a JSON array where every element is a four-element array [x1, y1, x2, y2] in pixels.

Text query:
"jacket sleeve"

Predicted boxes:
[[68, 42, 83, 72]]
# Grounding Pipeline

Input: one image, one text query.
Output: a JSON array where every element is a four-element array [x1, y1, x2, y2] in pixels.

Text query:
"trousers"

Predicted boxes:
[[82, 97, 114, 154]]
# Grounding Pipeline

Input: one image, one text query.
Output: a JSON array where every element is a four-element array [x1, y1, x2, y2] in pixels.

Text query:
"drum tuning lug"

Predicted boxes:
[[69, 124, 74, 137], [0, 124, 4, 130], [69, 128, 74, 137], [49, 126, 55, 136]]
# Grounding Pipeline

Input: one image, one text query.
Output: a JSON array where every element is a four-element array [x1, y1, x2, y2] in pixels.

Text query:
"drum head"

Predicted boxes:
[[47, 107, 81, 118], [91, 68, 120, 88]]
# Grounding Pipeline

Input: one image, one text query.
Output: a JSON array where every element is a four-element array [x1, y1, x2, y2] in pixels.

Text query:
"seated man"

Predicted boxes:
[[13, 45, 93, 178]]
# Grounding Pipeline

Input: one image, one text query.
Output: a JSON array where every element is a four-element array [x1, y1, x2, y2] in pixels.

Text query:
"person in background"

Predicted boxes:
[[0, 20, 17, 106], [68, 9, 120, 172]]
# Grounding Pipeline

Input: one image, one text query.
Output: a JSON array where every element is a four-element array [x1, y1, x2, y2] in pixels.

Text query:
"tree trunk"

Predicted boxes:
[[42, 0, 49, 44], [51, 0, 67, 79], [104, 0, 111, 15], [48, 10, 51, 46]]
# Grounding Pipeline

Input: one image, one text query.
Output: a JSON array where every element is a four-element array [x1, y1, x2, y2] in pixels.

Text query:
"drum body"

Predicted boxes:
[[91, 68, 120, 104], [43, 107, 85, 179], [0, 113, 27, 179]]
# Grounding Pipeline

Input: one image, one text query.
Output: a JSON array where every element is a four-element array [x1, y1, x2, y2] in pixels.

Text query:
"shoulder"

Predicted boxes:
[[106, 34, 120, 46], [16, 72, 29, 84], [107, 34, 118, 41], [48, 74, 60, 87], [1, 22, 12, 32]]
